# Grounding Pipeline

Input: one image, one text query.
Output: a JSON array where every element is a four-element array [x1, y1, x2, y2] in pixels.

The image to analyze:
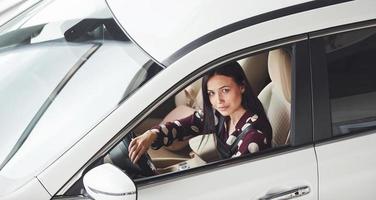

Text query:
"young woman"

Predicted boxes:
[[129, 61, 272, 163]]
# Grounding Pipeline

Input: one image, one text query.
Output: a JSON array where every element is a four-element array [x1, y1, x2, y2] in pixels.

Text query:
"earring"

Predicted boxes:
[[241, 87, 245, 93]]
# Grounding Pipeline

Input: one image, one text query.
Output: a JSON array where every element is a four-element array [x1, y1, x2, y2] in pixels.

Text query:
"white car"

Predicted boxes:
[[1, 0, 376, 199]]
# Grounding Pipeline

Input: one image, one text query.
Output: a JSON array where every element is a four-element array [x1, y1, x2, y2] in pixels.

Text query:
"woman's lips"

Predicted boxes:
[[217, 106, 228, 111]]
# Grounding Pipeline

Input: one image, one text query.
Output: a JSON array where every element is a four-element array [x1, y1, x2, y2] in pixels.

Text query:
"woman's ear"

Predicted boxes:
[[240, 85, 245, 93]]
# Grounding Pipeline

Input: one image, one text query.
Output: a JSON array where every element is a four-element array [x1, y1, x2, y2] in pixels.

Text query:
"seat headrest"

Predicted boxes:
[[238, 52, 268, 95], [268, 49, 291, 103]]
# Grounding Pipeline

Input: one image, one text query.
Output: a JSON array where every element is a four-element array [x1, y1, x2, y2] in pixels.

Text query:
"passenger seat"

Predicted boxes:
[[258, 48, 291, 147], [238, 52, 269, 95]]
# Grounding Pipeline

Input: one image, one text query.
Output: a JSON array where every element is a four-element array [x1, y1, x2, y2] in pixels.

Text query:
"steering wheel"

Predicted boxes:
[[108, 132, 157, 178]]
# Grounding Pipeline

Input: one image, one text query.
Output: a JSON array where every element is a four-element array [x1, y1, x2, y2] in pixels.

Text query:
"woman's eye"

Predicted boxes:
[[222, 88, 230, 93], [208, 91, 214, 96]]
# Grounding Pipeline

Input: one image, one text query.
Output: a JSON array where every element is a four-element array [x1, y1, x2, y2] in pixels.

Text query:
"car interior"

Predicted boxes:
[[99, 47, 294, 180]]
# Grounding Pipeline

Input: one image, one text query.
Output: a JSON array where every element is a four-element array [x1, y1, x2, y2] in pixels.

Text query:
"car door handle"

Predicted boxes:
[[258, 185, 310, 200]]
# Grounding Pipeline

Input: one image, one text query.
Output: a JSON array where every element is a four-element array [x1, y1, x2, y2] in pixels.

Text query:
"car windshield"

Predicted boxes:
[[0, 0, 43, 27], [0, 0, 162, 174]]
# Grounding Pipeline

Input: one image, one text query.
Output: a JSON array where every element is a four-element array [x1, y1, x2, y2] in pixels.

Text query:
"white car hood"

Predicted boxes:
[[105, 0, 312, 65]]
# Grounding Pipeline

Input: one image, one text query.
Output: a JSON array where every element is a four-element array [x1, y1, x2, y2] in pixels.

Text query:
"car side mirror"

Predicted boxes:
[[83, 163, 136, 200]]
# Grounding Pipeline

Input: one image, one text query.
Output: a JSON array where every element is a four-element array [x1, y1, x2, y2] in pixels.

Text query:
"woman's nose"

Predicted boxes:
[[215, 93, 224, 104]]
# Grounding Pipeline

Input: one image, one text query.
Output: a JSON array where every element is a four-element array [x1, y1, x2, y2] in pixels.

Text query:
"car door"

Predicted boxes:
[[54, 36, 318, 200], [127, 37, 318, 200], [310, 22, 376, 199], [138, 149, 316, 200]]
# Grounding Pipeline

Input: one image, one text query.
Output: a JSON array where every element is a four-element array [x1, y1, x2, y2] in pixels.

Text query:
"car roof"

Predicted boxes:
[[105, 0, 353, 66]]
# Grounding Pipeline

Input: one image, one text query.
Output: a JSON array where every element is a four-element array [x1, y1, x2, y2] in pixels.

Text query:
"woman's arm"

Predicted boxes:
[[128, 109, 204, 163], [128, 130, 158, 163], [150, 110, 204, 149]]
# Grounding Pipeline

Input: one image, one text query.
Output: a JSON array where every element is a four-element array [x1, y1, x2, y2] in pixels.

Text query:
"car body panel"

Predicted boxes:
[[315, 132, 376, 199], [1, 178, 51, 200], [138, 148, 317, 200]]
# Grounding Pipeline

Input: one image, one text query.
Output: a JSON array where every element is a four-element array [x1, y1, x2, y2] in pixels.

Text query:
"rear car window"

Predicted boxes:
[[324, 26, 376, 135]]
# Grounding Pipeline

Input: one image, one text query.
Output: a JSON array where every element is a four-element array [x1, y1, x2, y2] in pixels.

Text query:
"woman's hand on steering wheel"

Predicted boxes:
[[128, 130, 157, 163]]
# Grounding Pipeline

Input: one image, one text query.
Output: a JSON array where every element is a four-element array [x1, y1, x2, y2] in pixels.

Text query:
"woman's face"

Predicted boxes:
[[207, 74, 245, 117]]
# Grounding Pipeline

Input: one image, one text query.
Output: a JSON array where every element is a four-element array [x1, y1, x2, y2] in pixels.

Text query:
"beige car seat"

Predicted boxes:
[[175, 79, 203, 109], [238, 52, 269, 95], [258, 48, 291, 146]]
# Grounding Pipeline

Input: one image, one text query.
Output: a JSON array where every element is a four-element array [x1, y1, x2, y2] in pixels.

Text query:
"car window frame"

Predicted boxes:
[[119, 35, 312, 185], [133, 36, 313, 187]]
